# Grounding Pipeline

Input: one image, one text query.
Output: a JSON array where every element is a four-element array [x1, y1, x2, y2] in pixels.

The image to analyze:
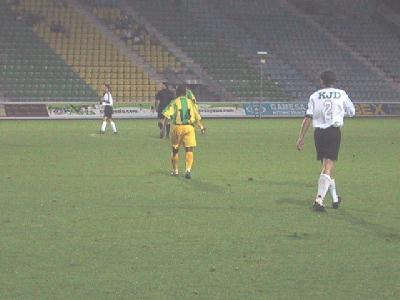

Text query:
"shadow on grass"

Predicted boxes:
[[275, 197, 311, 208], [181, 178, 227, 194], [276, 197, 399, 242], [145, 169, 170, 176], [249, 179, 314, 188], [149, 135, 168, 141], [328, 209, 400, 243], [2, 144, 36, 147]]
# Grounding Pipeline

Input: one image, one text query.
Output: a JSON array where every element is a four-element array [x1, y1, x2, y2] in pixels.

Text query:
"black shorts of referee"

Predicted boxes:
[[104, 105, 113, 118], [314, 126, 341, 161]]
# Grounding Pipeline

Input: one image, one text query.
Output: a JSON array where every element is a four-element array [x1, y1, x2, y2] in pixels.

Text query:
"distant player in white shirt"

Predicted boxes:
[[100, 83, 117, 134], [296, 70, 355, 211]]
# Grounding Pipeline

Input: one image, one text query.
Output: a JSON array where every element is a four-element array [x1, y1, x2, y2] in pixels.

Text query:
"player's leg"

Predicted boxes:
[[157, 111, 165, 138], [100, 116, 107, 133], [321, 160, 340, 207], [161, 122, 166, 138], [325, 127, 341, 208], [166, 119, 170, 138], [315, 158, 335, 206], [101, 106, 113, 133], [313, 128, 331, 210], [108, 107, 117, 134], [184, 147, 194, 179], [171, 147, 179, 176], [314, 127, 341, 210], [329, 179, 341, 208], [182, 126, 197, 179], [170, 126, 181, 176], [109, 117, 117, 134]]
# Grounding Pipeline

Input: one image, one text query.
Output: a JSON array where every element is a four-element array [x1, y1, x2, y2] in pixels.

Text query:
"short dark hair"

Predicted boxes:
[[104, 82, 111, 92], [320, 70, 336, 86], [176, 84, 186, 97]]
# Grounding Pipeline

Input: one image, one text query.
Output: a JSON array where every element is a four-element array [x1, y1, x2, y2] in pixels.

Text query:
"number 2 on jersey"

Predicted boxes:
[[323, 100, 333, 123]]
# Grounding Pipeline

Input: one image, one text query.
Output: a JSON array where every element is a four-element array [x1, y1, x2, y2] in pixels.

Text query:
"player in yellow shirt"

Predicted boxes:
[[162, 85, 205, 179]]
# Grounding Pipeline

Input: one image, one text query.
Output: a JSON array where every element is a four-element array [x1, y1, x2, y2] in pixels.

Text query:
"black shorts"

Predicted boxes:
[[157, 110, 164, 119], [314, 126, 341, 161], [104, 106, 113, 118]]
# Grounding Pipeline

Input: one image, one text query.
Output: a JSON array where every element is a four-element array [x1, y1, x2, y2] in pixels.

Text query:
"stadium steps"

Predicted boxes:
[[377, 3, 400, 36], [216, 0, 399, 102], [128, 0, 289, 101], [86, 4, 182, 74], [0, 2, 96, 102], [116, 0, 233, 101], [71, 0, 164, 86], [287, 0, 400, 97], [11, 0, 157, 102], [186, 0, 314, 101], [80, 0, 225, 101]]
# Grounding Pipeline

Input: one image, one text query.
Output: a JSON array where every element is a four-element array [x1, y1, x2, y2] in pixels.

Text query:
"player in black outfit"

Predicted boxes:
[[155, 82, 175, 138]]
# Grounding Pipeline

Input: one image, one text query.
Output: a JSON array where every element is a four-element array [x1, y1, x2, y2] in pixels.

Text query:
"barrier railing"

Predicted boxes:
[[0, 101, 399, 119]]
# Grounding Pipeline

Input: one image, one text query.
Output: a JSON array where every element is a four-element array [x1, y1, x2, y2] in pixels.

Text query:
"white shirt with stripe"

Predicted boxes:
[[306, 87, 355, 129], [102, 92, 113, 107]]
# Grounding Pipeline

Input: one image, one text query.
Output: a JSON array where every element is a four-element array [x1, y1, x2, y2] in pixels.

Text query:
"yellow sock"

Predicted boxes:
[[185, 151, 194, 171], [171, 154, 179, 171]]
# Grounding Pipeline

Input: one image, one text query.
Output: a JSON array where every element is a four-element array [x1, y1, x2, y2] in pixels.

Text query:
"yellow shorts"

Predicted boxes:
[[170, 124, 197, 149]]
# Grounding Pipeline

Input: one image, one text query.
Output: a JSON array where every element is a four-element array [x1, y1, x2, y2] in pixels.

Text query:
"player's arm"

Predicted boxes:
[[191, 103, 206, 134], [296, 116, 311, 150], [161, 109, 171, 128], [297, 98, 313, 150], [197, 120, 206, 134], [161, 101, 174, 127], [344, 94, 356, 117], [193, 118, 206, 134]]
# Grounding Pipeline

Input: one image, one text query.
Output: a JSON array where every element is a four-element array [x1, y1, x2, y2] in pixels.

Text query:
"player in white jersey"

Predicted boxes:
[[296, 70, 355, 211], [100, 83, 117, 134]]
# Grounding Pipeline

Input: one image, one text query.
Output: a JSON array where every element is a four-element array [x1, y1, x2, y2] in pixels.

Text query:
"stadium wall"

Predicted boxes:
[[0, 102, 399, 119]]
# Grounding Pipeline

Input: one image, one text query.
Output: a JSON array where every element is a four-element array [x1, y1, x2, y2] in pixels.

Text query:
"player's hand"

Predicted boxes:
[[296, 138, 304, 151], [201, 127, 206, 134]]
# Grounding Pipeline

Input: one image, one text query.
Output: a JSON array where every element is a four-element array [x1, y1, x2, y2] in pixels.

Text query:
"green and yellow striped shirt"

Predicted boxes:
[[162, 96, 201, 125]]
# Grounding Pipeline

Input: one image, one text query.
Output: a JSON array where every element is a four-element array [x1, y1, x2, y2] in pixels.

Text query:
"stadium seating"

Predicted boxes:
[[3, 0, 398, 103], [10, 0, 157, 102], [383, 0, 400, 13], [210, 0, 400, 102], [87, 5, 181, 74], [183, 0, 316, 101], [0, 2, 96, 101], [127, 0, 290, 101], [290, 0, 400, 86]]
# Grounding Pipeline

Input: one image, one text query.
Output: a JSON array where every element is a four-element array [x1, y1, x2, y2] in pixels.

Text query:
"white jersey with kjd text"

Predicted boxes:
[[306, 88, 355, 129], [102, 92, 113, 107]]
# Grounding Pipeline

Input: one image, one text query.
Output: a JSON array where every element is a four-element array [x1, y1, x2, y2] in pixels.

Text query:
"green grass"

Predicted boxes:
[[0, 119, 399, 300]]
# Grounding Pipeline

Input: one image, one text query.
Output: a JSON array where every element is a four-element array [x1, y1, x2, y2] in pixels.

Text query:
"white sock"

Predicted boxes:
[[329, 179, 339, 203], [101, 121, 107, 132], [317, 174, 332, 204], [110, 121, 117, 133]]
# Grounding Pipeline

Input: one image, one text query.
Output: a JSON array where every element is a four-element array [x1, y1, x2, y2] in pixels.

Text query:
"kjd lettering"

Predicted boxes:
[[319, 91, 341, 99]]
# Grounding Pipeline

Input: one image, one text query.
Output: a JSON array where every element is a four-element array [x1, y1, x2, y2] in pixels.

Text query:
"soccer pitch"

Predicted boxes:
[[0, 118, 399, 299]]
